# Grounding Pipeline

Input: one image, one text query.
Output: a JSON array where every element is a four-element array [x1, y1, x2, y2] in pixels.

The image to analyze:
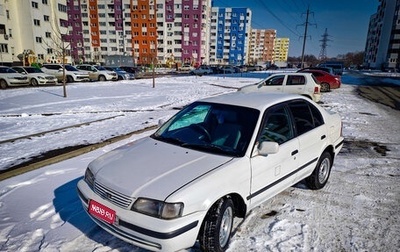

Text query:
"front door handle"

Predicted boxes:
[[291, 150, 298, 156]]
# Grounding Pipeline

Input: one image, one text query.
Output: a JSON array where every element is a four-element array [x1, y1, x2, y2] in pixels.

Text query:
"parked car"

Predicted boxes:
[[12, 66, 58, 86], [239, 72, 322, 102], [297, 67, 335, 75], [104, 66, 135, 80], [179, 63, 194, 72], [0, 66, 30, 89], [41, 64, 90, 83], [246, 65, 263, 71], [119, 66, 144, 79], [76, 64, 118, 81], [219, 65, 236, 74], [190, 65, 213, 75], [297, 69, 341, 92], [77, 92, 344, 251]]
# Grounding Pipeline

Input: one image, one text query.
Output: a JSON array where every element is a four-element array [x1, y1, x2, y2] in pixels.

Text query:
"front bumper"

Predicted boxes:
[[77, 179, 203, 251]]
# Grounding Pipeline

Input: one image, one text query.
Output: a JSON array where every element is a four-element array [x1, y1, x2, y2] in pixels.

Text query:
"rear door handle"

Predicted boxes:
[[291, 150, 298, 156], [321, 135, 326, 140]]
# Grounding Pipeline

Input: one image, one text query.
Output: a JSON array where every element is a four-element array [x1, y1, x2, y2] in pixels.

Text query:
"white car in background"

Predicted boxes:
[[239, 72, 322, 102], [190, 65, 213, 75], [77, 92, 344, 251], [0, 66, 30, 89], [41, 64, 90, 83], [76, 64, 118, 81], [12, 66, 58, 86]]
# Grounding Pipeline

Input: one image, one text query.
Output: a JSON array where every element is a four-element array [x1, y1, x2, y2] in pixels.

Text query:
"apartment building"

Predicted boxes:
[[0, 0, 68, 66], [364, 0, 400, 70], [273, 37, 289, 65], [209, 7, 252, 65], [248, 29, 276, 65], [156, 0, 212, 67]]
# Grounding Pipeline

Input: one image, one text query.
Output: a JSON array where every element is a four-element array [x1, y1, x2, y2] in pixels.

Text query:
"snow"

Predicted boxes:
[[0, 72, 399, 251]]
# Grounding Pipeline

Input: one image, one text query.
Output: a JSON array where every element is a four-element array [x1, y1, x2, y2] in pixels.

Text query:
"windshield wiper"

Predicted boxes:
[[153, 135, 185, 146]]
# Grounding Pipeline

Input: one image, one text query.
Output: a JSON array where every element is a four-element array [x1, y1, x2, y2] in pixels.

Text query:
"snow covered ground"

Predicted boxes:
[[0, 72, 399, 251]]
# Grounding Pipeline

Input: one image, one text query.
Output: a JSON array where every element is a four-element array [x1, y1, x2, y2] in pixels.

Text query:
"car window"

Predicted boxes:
[[13, 67, 24, 73], [258, 106, 294, 144], [287, 75, 306, 85], [168, 104, 210, 131], [288, 101, 315, 135], [265, 75, 284, 86]]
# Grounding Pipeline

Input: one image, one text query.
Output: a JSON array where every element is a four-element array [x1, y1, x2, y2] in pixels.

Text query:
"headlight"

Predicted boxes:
[[132, 198, 183, 219], [84, 168, 95, 188], [38, 76, 45, 79]]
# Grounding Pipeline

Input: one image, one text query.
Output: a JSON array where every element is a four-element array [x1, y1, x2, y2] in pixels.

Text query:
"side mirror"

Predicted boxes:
[[257, 141, 279, 156]]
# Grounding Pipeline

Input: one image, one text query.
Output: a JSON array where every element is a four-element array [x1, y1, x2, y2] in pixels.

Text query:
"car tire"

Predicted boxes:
[[98, 75, 106, 81], [320, 83, 330, 92], [0, 79, 7, 89], [66, 76, 74, 83], [306, 151, 332, 189], [199, 197, 234, 252], [30, 78, 39, 86]]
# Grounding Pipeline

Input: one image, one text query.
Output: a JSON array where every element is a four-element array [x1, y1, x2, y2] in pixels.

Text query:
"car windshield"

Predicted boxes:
[[0, 67, 17, 73], [95, 66, 107, 71], [152, 102, 259, 157], [24, 67, 43, 73], [64, 65, 79, 71]]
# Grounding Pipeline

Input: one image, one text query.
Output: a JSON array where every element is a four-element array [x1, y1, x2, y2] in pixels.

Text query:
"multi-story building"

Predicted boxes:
[[209, 7, 252, 65], [0, 0, 68, 66], [248, 29, 276, 65], [273, 37, 289, 65], [156, 0, 212, 67], [364, 0, 400, 70]]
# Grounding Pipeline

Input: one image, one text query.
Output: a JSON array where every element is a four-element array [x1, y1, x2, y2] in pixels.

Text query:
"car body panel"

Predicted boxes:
[[239, 73, 321, 102], [77, 92, 343, 251]]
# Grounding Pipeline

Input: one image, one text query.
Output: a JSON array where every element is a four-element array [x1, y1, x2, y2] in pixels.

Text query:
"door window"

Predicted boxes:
[[259, 106, 294, 144], [287, 75, 306, 85], [264, 75, 284, 86]]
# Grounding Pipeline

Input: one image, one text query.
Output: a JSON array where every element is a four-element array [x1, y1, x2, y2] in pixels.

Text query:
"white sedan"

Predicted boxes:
[[77, 92, 344, 251]]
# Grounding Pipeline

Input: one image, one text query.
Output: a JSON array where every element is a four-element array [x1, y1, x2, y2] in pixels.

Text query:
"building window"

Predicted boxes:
[[34, 19, 40, 26], [44, 15, 49, 21], [35, 37, 42, 43], [42, 0, 48, 4], [32, 2, 39, 8], [45, 32, 51, 38]]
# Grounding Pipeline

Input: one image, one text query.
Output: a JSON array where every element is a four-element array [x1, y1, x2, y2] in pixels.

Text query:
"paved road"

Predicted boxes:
[[357, 86, 400, 110]]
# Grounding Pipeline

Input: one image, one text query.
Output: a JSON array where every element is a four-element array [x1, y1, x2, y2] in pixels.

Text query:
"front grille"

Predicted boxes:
[[94, 181, 133, 209]]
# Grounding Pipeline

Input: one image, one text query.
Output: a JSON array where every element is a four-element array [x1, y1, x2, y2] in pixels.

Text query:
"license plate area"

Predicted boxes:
[[88, 200, 116, 224]]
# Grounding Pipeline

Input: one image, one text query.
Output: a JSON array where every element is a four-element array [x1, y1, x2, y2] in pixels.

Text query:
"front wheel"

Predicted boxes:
[[199, 197, 234, 252], [306, 152, 332, 189], [98, 75, 106, 81], [30, 78, 39, 86], [0, 79, 7, 89]]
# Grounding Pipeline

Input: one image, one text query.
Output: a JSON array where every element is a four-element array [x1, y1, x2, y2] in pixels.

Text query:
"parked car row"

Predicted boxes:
[[0, 64, 137, 89]]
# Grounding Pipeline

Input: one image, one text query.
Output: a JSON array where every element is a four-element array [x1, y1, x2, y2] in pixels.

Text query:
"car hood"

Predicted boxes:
[[90, 137, 232, 200]]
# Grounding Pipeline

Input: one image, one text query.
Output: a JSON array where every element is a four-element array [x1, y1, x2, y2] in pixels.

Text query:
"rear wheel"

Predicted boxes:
[[98, 75, 106, 81], [0, 79, 7, 89], [199, 197, 234, 252], [320, 83, 330, 92], [306, 152, 332, 189]]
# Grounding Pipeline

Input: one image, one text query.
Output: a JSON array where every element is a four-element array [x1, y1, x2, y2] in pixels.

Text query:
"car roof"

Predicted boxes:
[[199, 91, 307, 111]]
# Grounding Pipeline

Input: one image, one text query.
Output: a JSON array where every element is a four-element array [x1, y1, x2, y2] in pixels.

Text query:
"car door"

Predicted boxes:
[[260, 75, 285, 92], [282, 74, 306, 95], [287, 100, 327, 181], [249, 104, 299, 208]]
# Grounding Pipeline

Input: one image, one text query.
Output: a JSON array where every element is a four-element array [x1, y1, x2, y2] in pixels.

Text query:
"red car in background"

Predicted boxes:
[[297, 69, 341, 92]]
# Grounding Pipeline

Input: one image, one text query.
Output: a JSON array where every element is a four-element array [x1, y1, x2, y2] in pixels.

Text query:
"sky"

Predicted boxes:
[[212, 0, 379, 58], [0, 72, 399, 251]]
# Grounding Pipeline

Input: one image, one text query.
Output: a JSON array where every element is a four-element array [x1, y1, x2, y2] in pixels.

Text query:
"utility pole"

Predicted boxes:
[[298, 6, 316, 68]]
